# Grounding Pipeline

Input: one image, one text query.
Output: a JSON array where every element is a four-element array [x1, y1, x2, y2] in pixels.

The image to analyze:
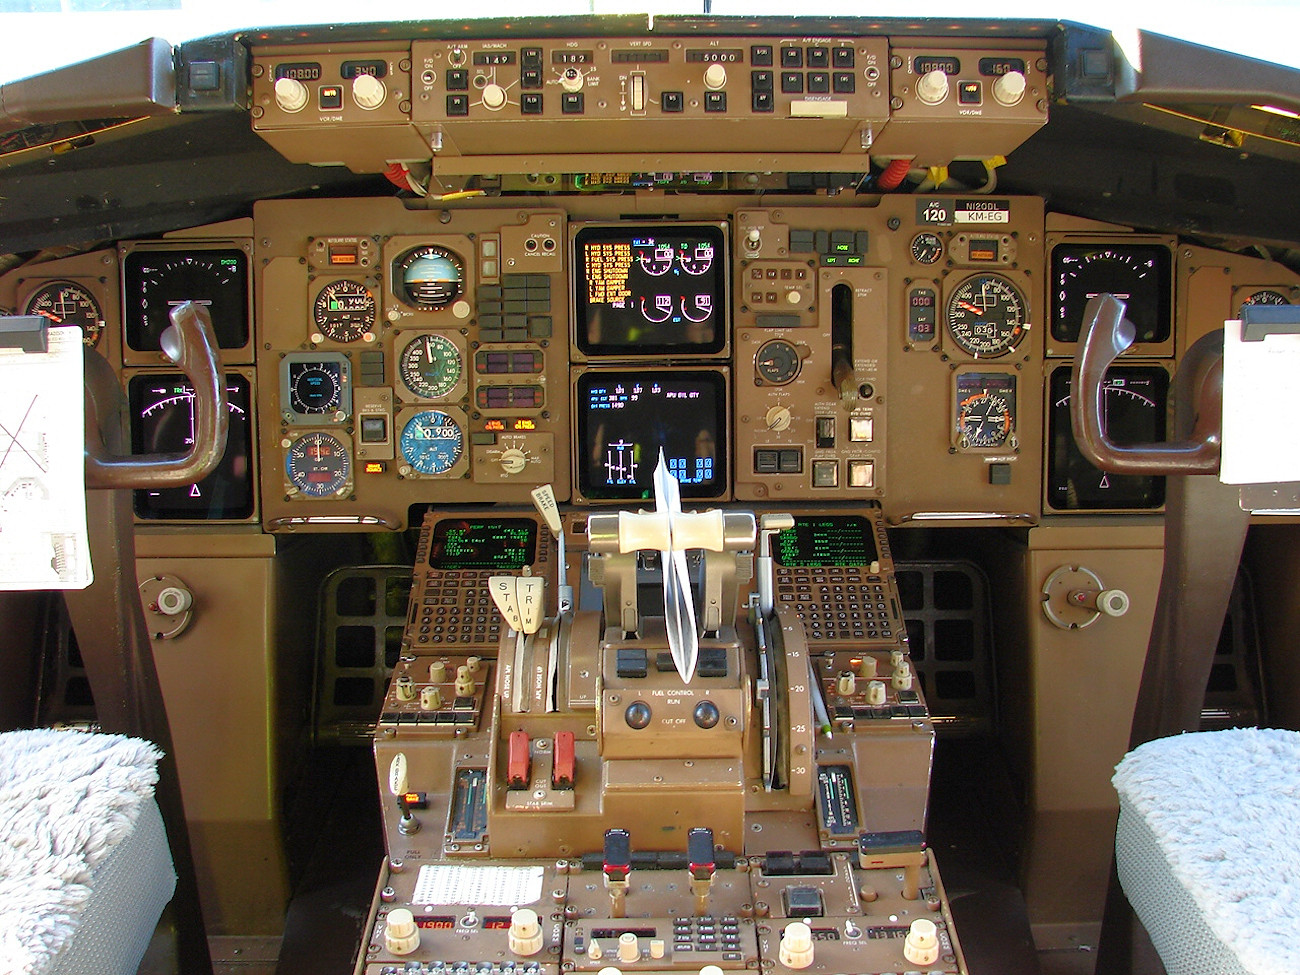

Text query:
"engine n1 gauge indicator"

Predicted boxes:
[[285, 431, 352, 498], [399, 409, 465, 476], [755, 338, 801, 385], [955, 372, 1017, 450], [129, 373, 255, 520], [312, 279, 376, 342], [23, 281, 105, 348], [1238, 289, 1291, 317], [122, 247, 250, 352], [1048, 365, 1167, 510], [945, 274, 1028, 357], [394, 245, 464, 310], [399, 333, 462, 399], [280, 353, 351, 424], [1050, 243, 1172, 344]]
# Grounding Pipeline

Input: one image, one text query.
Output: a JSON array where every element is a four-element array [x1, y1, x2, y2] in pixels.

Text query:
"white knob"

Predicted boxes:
[[992, 69, 1027, 106], [903, 918, 939, 966], [700, 967, 724, 975], [587, 941, 603, 961], [482, 82, 507, 110], [455, 665, 474, 696], [352, 73, 387, 109], [837, 672, 856, 696], [1098, 588, 1131, 617], [274, 77, 309, 113], [915, 68, 949, 105], [765, 406, 792, 432], [704, 63, 728, 90], [858, 655, 878, 679], [618, 932, 640, 964], [500, 448, 528, 475], [420, 685, 442, 711], [560, 68, 584, 93], [156, 585, 193, 616], [778, 921, 814, 969], [866, 680, 887, 706], [384, 908, 420, 955], [395, 675, 416, 701], [892, 661, 913, 691], [745, 228, 761, 247], [508, 908, 544, 956], [429, 660, 447, 682]]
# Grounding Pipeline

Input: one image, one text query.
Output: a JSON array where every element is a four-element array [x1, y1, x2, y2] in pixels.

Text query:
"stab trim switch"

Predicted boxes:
[[778, 920, 814, 969], [507, 730, 531, 790], [903, 918, 940, 966], [384, 908, 420, 955], [508, 908, 544, 956]]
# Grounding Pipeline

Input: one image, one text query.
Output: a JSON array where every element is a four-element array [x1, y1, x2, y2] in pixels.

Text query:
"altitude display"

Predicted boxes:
[[129, 373, 255, 520], [774, 516, 878, 567], [1048, 365, 1167, 510], [576, 369, 727, 500], [574, 224, 727, 356], [427, 518, 537, 570], [1051, 243, 1172, 344], [123, 248, 249, 352]]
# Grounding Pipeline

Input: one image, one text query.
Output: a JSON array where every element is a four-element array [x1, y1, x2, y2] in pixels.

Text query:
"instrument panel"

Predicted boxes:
[[5, 196, 1299, 530]]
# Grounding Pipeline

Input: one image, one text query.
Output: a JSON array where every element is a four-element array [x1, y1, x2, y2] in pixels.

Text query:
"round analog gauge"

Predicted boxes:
[[23, 281, 105, 348], [1239, 289, 1291, 314], [910, 232, 944, 266], [946, 274, 1028, 357], [313, 280, 375, 342], [957, 385, 1016, 449], [288, 360, 343, 416], [400, 410, 464, 475], [755, 339, 801, 385], [399, 333, 462, 399], [395, 246, 464, 310], [286, 432, 351, 498]]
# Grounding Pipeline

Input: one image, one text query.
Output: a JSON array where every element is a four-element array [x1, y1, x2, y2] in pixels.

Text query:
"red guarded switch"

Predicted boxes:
[[507, 730, 530, 790], [552, 731, 576, 790]]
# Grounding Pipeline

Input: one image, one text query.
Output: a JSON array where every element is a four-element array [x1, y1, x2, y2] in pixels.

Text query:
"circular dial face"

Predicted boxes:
[[1239, 289, 1291, 314], [285, 432, 351, 498], [946, 274, 1028, 357], [289, 361, 343, 415], [400, 410, 464, 475], [23, 281, 105, 348], [395, 246, 464, 310], [958, 388, 1015, 449], [313, 280, 375, 342], [910, 232, 944, 266], [755, 339, 801, 384], [399, 333, 462, 398]]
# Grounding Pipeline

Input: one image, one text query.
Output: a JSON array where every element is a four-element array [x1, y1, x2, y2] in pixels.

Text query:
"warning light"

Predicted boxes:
[[513, 418, 537, 431], [484, 419, 506, 431], [363, 461, 388, 474]]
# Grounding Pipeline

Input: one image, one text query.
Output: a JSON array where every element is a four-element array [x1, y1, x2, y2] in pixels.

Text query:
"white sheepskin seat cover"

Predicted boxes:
[[1113, 728, 1300, 975], [0, 729, 175, 975]]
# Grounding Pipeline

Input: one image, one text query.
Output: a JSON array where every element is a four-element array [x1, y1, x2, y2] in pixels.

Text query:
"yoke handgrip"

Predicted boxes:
[[1070, 293, 1221, 477], [86, 300, 228, 490]]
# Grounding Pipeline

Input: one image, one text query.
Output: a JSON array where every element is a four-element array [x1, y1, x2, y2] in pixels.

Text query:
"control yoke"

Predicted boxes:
[[85, 300, 228, 490], [1071, 293, 1222, 476]]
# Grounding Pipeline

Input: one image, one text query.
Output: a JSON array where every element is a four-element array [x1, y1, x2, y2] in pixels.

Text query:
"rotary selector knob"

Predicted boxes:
[[156, 585, 193, 616], [352, 73, 387, 109], [778, 921, 814, 969], [508, 908, 544, 956], [915, 68, 950, 105], [704, 63, 728, 90], [903, 919, 940, 966], [560, 68, 584, 92], [992, 69, 1027, 106], [765, 406, 792, 432], [384, 909, 420, 955], [274, 77, 309, 113], [482, 82, 507, 110], [618, 932, 640, 964], [500, 448, 528, 475]]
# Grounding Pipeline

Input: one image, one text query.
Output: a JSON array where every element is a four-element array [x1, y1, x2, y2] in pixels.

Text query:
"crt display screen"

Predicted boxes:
[[129, 373, 255, 520], [576, 370, 727, 501], [122, 248, 250, 352], [426, 518, 537, 570], [574, 224, 727, 356], [774, 516, 879, 567]]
